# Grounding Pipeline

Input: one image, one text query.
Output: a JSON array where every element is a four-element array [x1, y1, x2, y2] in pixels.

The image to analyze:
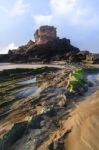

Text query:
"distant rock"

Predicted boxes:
[[0, 25, 99, 64], [8, 25, 80, 63], [92, 53, 99, 64], [9, 40, 35, 55], [0, 54, 9, 63], [25, 37, 80, 62]]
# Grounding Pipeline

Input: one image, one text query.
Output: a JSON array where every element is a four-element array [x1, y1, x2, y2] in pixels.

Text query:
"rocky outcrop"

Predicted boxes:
[[92, 53, 99, 64], [7, 25, 81, 63], [0, 122, 28, 150], [10, 42, 78, 62], [34, 25, 58, 45], [0, 25, 99, 64], [8, 40, 35, 55], [79, 52, 99, 64], [25, 38, 80, 62]]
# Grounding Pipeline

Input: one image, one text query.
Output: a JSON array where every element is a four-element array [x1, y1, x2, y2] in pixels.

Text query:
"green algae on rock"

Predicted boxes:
[[67, 68, 87, 93]]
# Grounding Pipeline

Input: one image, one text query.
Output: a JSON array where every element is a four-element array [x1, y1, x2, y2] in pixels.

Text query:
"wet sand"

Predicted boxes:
[[64, 73, 99, 150], [64, 90, 99, 150]]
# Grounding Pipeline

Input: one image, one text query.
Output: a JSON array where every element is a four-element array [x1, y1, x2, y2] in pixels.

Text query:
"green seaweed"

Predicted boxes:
[[67, 68, 86, 92], [0, 67, 57, 79]]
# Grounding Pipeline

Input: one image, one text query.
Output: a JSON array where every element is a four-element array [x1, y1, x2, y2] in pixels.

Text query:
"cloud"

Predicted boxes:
[[33, 14, 52, 27], [0, 0, 29, 17], [32, 0, 99, 51], [33, 0, 99, 28], [0, 43, 18, 54], [51, 0, 99, 26], [10, 0, 29, 17], [50, 0, 76, 15], [0, 6, 9, 14]]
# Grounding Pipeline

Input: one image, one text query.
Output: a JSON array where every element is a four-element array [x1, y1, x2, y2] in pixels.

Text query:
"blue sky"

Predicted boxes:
[[0, 0, 99, 54]]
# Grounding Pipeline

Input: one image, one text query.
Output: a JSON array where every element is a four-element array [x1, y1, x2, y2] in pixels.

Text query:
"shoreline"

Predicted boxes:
[[0, 64, 99, 150]]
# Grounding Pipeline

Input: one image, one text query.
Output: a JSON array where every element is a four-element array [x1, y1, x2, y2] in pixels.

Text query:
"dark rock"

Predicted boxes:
[[80, 52, 99, 64], [25, 38, 80, 63], [0, 121, 28, 150], [0, 139, 3, 150], [92, 53, 99, 64], [83, 84, 88, 92], [0, 54, 9, 63], [48, 139, 64, 150], [48, 142, 54, 150], [29, 114, 44, 129], [88, 81, 94, 87], [77, 51, 90, 62], [48, 129, 71, 150], [43, 107, 59, 117]]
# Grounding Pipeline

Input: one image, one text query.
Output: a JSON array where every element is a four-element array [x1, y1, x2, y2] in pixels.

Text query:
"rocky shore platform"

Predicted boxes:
[[0, 64, 99, 150]]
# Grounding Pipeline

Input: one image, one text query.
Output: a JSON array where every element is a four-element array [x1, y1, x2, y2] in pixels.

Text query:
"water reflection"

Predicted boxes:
[[14, 77, 41, 98], [17, 78, 36, 85], [85, 73, 99, 97], [15, 86, 41, 98], [87, 73, 99, 86]]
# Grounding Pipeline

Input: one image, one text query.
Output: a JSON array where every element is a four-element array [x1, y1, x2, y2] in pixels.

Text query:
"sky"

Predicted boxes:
[[0, 0, 99, 54]]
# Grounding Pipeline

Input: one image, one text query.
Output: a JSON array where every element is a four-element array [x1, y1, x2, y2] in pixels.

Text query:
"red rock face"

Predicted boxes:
[[34, 26, 57, 45]]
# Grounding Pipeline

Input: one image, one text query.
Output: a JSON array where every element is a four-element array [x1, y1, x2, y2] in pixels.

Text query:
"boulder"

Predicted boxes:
[[0, 121, 28, 150]]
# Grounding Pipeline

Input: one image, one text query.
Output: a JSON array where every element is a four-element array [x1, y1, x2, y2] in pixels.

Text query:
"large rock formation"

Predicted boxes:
[[7, 25, 81, 63], [0, 25, 99, 63]]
